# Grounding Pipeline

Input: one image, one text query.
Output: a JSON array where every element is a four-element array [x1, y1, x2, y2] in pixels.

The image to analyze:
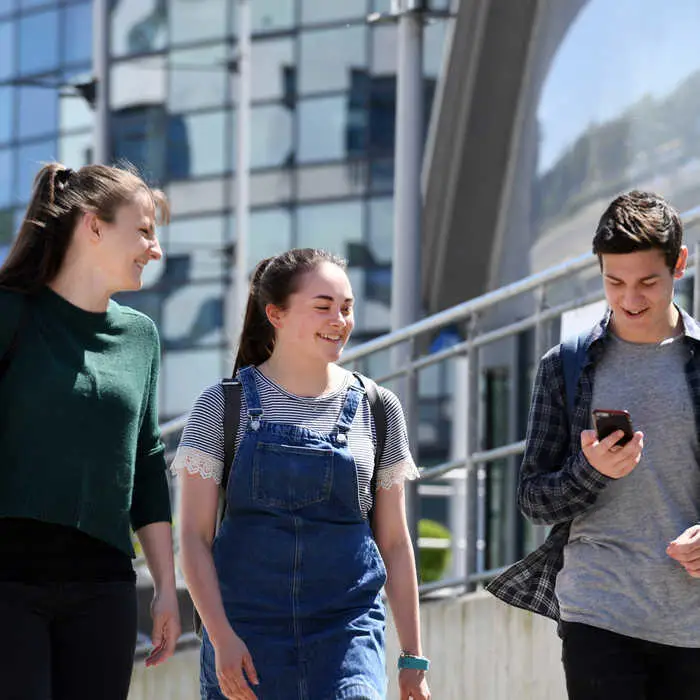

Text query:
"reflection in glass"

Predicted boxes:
[[63, 3, 92, 65], [252, 0, 295, 33], [19, 10, 59, 75], [19, 0, 55, 8], [371, 26, 396, 75], [18, 139, 57, 203], [300, 26, 366, 94], [162, 348, 225, 417], [248, 208, 293, 271], [170, 0, 227, 46], [0, 22, 14, 81], [111, 57, 167, 110], [369, 158, 393, 193], [60, 84, 94, 132], [111, 0, 166, 56], [297, 201, 363, 257], [251, 38, 295, 102], [0, 149, 12, 207], [169, 44, 228, 112], [300, 0, 366, 25], [169, 216, 225, 249], [18, 86, 58, 140], [162, 282, 225, 349], [58, 131, 92, 169], [424, 20, 447, 79], [532, 0, 700, 255], [299, 96, 360, 163], [0, 87, 13, 144], [251, 105, 293, 170], [112, 105, 167, 182], [0, 1, 14, 19]]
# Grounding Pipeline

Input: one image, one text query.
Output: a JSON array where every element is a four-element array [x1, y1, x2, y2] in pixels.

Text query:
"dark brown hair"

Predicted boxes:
[[592, 190, 683, 271], [0, 162, 169, 294], [233, 248, 347, 375]]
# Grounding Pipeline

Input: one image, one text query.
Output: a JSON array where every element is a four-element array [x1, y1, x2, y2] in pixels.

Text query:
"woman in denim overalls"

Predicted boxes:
[[176, 250, 430, 700]]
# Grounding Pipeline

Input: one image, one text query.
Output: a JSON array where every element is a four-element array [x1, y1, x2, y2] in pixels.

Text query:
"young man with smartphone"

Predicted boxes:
[[488, 191, 700, 699]]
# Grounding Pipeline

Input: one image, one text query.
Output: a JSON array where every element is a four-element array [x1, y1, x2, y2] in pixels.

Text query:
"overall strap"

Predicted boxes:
[[334, 380, 365, 444], [238, 365, 264, 427]]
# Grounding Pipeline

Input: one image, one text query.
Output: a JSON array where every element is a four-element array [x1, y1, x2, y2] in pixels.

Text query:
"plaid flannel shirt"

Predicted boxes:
[[486, 306, 700, 621]]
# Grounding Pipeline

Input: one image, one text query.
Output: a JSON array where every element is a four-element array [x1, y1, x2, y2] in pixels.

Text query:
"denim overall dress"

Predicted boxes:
[[200, 366, 387, 700]]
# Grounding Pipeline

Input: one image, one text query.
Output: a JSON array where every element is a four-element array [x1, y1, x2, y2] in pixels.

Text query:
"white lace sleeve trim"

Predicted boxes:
[[375, 459, 421, 491], [170, 446, 224, 484]]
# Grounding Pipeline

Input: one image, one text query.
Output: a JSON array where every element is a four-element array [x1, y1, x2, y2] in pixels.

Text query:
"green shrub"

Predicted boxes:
[[418, 518, 452, 584]]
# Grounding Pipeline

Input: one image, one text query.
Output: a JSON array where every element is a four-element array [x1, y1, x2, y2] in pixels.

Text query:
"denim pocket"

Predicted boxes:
[[252, 442, 333, 510]]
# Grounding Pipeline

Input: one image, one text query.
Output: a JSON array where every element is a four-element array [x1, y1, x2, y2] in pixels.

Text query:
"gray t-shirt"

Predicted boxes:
[[556, 333, 700, 646]]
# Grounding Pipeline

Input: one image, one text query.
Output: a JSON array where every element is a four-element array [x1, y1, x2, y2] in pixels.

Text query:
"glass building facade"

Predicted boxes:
[[0, 0, 452, 420]]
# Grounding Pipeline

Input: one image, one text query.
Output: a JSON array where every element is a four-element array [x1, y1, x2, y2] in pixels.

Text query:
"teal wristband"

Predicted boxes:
[[398, 653, 430, 671]]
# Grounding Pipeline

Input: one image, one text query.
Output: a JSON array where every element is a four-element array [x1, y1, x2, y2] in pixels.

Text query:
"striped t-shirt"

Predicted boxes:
[[172, 368, 419, 516]]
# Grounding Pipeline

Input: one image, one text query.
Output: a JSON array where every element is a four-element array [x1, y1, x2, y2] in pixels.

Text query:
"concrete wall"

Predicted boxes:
[[129, 592, 567, 699]]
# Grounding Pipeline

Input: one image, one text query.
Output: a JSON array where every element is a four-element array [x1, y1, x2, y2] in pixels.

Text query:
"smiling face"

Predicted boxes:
[[266, 261, 355, 365], [93, 189, 163, 294], [601, 247, 687, 343]]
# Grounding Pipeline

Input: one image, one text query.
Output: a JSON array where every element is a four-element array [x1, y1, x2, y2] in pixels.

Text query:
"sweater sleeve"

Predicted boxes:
[[130, 324, 172, 531]]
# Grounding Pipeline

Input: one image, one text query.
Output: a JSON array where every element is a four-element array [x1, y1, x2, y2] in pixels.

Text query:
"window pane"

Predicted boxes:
[[111, 0, 167, 57], [169, 215, 225, 248], [251, 104, 293, 169], [60, 77, 94, 131], [58, 130, 92, 169], [18, 85, 58, 140], [0, 1, 14, 19], [296, 201, 363, 257], [17, 139, 58, 203], [299, 96, 364, 163], [248, 209, 293, 272], [112, 106, 167, 183], [169, 44, 228, 112], [0, 87, 13, 144], [20, 0, 55, 8], [64, 3, 92, 65], [424, 19, 447, 78], [170, 0, 227, 46], [368, 197, 393, 263], [252, 0, 295, 33], [162, 348, 226, 416], [169, 111, 227, 179], [19, 10, 59, 75], [251, 38, 294, 102], [0, 149, 12, 207], [0, 22, 14, 81], [300, 0, 367, 25], [371, 25, 396, 75], [300, 26, 366, 94]]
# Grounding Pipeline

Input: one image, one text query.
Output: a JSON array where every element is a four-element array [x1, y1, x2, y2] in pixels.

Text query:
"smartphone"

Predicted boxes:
[[591, 409, 634, 446]]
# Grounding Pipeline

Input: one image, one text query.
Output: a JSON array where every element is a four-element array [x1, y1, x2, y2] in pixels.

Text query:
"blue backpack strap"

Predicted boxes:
[[560, 331, 589, 416]]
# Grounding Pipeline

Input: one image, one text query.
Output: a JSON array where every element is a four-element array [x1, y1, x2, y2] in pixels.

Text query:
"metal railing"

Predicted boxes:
[[154, 204, 700, 604]]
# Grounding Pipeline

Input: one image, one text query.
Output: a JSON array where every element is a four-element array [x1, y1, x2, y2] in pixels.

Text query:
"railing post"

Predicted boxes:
[[533, 284, 549, 547], [694, 242, 700, 320], [465, 316, 480, 589]]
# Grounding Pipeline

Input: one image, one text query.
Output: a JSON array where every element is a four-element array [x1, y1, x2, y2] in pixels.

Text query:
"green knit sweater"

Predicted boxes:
[[0, 287, 171, 557]]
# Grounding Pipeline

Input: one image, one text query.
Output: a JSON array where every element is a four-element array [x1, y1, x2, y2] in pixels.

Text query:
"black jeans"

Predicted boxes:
[[561, 621, 700, 700], [0, 581, 137, 700]]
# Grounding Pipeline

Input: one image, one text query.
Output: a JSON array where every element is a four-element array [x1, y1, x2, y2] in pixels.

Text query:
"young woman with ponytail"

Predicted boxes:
[[0, 163, 181, 699], [174, 249, 431, 700]]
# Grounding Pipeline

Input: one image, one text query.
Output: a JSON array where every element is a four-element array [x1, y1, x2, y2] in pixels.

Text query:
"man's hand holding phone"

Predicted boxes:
[[580, 428, 644, 479]]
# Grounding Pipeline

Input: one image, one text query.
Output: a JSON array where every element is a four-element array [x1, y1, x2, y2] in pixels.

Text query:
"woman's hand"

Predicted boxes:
[[213, 628, 260, 700], [399, 668, 430, 700], [145, 589, 181, 667]]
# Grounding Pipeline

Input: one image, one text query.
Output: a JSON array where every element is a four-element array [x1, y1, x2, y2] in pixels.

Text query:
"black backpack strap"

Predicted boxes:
[[352, 372, 387, 526], [0, 297, 29, 383], [221, 378, 242, 492], [560, 330, 590, 418]]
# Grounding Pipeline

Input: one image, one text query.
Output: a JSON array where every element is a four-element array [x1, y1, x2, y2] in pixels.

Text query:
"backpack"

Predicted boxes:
[[560, 330, 590, 418], [193, 370, 388, 638]]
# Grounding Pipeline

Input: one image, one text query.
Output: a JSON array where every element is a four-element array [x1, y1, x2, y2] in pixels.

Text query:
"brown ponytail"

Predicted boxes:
[[0, 162, 169, 294], [232, 248, 347, 375]]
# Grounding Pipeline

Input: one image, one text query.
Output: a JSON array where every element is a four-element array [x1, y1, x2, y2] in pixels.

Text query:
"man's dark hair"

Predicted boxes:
[[592, 190, 683, 272]]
